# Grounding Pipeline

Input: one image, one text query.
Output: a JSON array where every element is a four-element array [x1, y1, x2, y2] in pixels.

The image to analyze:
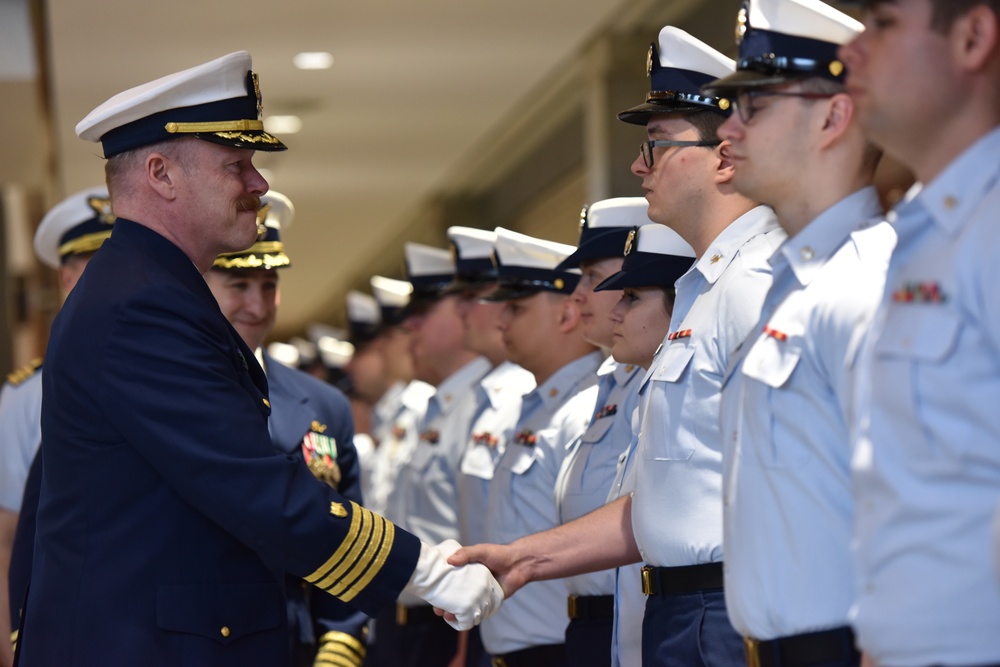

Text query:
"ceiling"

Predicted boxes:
[[3, 0, 737, 342]]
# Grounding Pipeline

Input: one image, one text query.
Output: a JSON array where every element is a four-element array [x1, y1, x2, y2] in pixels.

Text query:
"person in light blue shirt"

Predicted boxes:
[[705, 1, 896, 665], [836, 0, 1000, 664], [479, 228, 604, 667], [596, 223, 695, 667], [552, 197, 675, 667], [448, 226, 536, 667]]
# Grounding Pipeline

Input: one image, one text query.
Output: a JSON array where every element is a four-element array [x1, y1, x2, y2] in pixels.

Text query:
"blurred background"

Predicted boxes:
[[0, 0, 792, 374]]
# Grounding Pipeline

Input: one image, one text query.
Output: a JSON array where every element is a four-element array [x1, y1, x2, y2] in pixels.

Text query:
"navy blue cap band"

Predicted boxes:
[[738, 27, 846, 80], [557, 227, 632, 270]]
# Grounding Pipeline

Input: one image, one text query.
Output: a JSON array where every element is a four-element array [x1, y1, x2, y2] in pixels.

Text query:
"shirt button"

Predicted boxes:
[[220, 626, 231, 638], [943, 195, 958, 209]]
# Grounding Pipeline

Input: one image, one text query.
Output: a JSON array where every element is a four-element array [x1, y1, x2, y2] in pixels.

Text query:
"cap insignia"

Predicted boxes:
[[579, 204, 589, 230], [829, 60, 845, 77], [256, 202, 272, 237], [646, 44, 655, 78], [251, 71, 263, 118], [624, 228, 636, 256], [88, 196, 115, 225]]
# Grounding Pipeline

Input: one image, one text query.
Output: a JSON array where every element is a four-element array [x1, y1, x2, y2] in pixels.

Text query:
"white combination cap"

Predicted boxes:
[[34, 186, 115, 269], [76, 50, 286, 157]]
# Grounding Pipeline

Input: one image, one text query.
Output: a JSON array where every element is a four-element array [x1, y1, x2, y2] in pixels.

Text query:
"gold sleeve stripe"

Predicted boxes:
[[318, 630, 366, 655], [322, 509, 387, 599], [305, 502, 396, 603], [315, 654, 361, 667], [314, 631, 366, 667]]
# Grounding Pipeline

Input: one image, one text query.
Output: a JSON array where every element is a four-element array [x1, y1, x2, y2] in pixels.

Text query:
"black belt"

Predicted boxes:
[[641, 563, 724, 596], [395, 602, 440, 626], [567, 594, 614, 620], [491, 643, 567, 667], [744, 626, 858, 667]]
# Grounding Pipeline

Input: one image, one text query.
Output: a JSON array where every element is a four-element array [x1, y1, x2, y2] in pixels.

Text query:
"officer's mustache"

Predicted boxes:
[[235, 195, 261, 213]]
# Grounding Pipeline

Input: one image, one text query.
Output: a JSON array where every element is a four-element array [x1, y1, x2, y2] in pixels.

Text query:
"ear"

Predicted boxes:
[[952, 5, 1000, 72], [557, 295, 582, 334], [144, 152, 179, 201], [714, 140, 737, 186], [817, 93, 854, 150]]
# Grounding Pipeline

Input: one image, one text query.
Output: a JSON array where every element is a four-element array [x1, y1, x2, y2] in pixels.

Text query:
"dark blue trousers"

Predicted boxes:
[[642, 590, 743, 667], [566, 617, 613, 667]]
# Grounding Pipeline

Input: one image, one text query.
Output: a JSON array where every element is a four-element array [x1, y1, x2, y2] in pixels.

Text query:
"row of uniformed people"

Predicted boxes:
[[444, 1, 1000, 667], [338, 198, 700, 667]]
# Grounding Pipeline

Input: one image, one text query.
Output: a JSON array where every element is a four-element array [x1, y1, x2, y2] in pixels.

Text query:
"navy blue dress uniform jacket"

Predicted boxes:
[[263, 351, 370, 658], [17, 220, 419, 666]]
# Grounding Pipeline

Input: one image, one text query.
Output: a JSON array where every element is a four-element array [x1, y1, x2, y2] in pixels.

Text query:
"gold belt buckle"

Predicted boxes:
[[743, 637, 761, 667], [395, 603, 407, 626], [641, 565, 654, 595], [491, 658, 508, 667], [567, 595, 579, 619]]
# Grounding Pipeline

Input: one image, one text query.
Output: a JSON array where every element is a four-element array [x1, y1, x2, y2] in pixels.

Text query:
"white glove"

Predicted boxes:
[[402, 539, 504, 631]]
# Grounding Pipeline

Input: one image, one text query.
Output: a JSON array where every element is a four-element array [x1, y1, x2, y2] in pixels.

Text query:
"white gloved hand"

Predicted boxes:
[[402, 539, 504, 631]]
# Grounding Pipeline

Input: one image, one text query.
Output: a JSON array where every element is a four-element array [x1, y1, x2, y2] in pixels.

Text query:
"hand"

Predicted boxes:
[[448, 542, 529, 598], [403, 540, 503, 631]]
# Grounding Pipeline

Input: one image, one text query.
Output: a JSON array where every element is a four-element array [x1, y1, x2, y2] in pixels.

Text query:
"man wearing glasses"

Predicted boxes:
[[705, 1, 895, 665], [451, 28, 783, 667]]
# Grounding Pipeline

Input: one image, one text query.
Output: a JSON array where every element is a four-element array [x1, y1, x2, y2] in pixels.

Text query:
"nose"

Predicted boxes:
[[717, 113, 742, 143], [246, 163, 268, 196], [497, 306, 512, 333], [243, 284, 267, 317], [570, 281, 588, 306], [630, 152, 649, 178], [838, 34, 862, 73], [610, 297, 626, 323]]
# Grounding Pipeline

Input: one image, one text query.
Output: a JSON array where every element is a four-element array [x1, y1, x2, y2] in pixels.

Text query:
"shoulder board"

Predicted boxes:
[[6, 357, 43, 386]]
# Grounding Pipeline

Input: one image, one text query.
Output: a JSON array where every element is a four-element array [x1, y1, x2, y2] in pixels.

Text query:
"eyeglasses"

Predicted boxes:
[[640, 139, 721, 168], [732, 90, 835, 125]]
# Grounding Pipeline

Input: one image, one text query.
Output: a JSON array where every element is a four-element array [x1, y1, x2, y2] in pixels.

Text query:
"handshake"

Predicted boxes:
[[402, 539, 507, 631]]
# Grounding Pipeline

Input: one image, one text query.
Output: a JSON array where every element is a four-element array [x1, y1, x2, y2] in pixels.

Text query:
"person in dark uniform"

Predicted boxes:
[[204, 190, 370, 667], [15, 50, 501, 666]]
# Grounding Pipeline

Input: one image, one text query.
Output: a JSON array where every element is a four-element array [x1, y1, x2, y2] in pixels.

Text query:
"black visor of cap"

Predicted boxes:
[[594, 252, 695, 292], [618, 48, 732, 125], [556, 227, 633, 271], [480, 264, 580, 302]]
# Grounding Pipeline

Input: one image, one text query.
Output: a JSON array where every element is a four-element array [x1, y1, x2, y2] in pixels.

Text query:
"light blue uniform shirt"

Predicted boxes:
[[481, 351, 603, 655], [851, 126, 1000, 666], [0, 369, 42, 512], [556, 355, 642, 596], [632, 206, 784, 567], [395, 357, 491, 606], [718, 187, 893, 640], [458, 360, 536, 546], [610, 408, 642, 667], [368, 379, 434, 521]]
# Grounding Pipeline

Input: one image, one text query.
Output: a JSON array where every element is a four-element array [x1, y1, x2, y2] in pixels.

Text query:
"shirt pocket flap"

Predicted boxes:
[[460, 445, 499, 480], [500, 443, 538, 475], [650, 345, 696, 384], [156, 583, 281, 643], [875, 306, 961, 362], [581, 416, 615, 444], [741, 335, 803, 389]]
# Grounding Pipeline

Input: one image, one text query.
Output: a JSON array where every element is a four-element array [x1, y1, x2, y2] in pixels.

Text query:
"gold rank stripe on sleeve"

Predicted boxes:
[[306, 501, 396, 603], [314, 630, 366, 667]]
